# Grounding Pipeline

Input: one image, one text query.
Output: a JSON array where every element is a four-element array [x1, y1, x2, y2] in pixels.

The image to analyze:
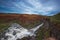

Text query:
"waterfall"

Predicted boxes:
[[1, 23, 43, 40]]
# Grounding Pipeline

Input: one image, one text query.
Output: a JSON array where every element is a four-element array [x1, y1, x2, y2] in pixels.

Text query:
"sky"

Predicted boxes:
[[0, 0, 60, 16]]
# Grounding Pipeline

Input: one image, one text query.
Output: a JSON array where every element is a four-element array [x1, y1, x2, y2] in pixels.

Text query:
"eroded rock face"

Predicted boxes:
[[50, 27, 60, 40]]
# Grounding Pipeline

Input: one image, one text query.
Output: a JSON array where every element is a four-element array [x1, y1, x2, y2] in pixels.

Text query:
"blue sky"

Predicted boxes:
[[0, 0, 60, 16]]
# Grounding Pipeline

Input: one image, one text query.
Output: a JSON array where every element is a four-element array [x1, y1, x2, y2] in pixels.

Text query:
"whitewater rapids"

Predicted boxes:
[[1, 23, 43, 40]]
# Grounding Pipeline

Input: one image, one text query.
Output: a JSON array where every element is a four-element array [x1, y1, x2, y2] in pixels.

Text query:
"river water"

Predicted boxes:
[[0, 23, 43, 40]]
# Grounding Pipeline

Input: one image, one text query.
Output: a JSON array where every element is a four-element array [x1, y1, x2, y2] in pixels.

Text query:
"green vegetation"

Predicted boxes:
[[0, 23, 9, 32], [49, 13, 60, 23], [0, 20, 19, 33]]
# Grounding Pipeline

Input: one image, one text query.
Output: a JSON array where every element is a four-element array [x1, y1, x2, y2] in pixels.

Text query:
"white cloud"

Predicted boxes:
[[11, 0, 55, 15]]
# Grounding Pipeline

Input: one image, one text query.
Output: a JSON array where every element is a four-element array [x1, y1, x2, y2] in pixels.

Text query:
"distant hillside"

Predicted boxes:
[[50, 13, 60, 23], [0, 13, 48, 33], [0, 13, 60, 28], [53, 13, 60, 20], [0, 13, 48, 23]]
